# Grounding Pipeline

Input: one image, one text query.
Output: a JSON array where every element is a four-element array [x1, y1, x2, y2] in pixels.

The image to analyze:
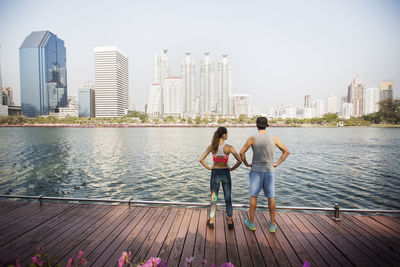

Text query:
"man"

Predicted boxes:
[[240, 117, 290, 232]]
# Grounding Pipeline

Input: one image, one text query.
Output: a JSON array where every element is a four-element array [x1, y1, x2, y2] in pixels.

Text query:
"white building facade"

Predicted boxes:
[[313, 99, 326, 117], [217, 55, 232, 115], [326, 94, 337, 114], [347, 76, 365, 117], [364, 87, 380, 115], [94, 46, 129, 117], [199, 53, 215, 115], [163, 77, 183, 116], [147, 84, 162, 115], [230, 94, 251, 117], [181, 53, 196, 116]]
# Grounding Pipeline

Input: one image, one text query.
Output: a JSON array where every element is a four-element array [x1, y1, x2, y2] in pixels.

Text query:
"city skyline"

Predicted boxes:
[[0, 0, 399, 113]]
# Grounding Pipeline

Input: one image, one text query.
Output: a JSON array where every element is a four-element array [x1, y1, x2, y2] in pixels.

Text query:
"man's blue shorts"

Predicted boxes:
[[249, 171, 275, 198]]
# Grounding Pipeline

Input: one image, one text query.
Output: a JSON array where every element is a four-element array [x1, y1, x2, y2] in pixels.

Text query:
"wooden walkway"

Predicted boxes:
[[0, 201, 399, 266]]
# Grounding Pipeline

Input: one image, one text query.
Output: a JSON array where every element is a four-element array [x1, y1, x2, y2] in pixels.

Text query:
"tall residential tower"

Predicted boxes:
[[181, 53, 196, 115], [347, 76, 365, 117], [199, 52, 215, 114], [94, 46, 128, 117], [217, 55, 232, 115]]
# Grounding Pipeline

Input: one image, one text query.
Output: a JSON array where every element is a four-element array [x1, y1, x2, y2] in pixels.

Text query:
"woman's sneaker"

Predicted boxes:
[[268, 221, 277, 233], [244, 219, 256, 231]]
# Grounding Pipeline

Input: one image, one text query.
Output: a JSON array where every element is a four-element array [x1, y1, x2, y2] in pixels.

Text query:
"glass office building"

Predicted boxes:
[[78, 88, 95, 117], [19, 31, 67, 117]]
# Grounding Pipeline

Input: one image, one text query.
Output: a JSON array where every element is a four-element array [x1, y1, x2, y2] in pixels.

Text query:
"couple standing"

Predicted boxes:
[[199, 117, 290, 232]]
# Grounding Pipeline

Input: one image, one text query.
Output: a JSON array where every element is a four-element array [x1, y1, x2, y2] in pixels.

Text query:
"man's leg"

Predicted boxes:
[[268, 198, 276, 225], [249, 196, 258, 223]]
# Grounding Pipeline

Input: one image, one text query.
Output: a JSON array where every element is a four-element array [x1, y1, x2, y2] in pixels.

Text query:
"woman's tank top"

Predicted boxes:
[[212, 143, 229, 163]]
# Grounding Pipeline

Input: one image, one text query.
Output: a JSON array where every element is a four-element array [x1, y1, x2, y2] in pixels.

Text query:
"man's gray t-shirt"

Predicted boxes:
[[251, 132, 274, 172]]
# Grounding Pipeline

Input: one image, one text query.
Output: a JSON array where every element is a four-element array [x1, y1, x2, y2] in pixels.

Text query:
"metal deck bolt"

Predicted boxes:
[[332, 203, 340, 221], [128, 197, 132, 210], [38, 195, 43, 207]]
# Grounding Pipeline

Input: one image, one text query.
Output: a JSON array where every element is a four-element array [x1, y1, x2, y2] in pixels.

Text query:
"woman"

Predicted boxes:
[[200, 127, 242, 230]]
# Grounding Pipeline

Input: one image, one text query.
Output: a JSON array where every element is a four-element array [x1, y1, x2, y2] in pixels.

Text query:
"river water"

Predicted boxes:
[[0, 127, 399, 210]]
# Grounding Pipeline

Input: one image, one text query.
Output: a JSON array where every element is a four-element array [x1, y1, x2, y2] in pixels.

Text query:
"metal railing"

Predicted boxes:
[[1, 194, 400, 221]]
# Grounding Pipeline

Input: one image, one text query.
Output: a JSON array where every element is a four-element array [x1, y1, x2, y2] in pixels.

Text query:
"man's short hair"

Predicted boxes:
[[256, 117, 269, 129]]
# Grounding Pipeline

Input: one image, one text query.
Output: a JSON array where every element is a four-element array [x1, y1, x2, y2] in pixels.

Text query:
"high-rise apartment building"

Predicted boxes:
[[147, 84, 162, 115], [181, 53, 196, 116], [230, 94, 251, 117], [313, 99, 326, 117], [19, 31, 67, 117], [155, 49, 170, 114], [380, 81, 394, 101], [326, 94, 337, 114], [94, 46, 128, 117], [199, 52, 215, 114], [163, 77, 183, 116], [217, 55, 232, 115], [2, 87, 14, 106], [347, 76, 365, 117], [304, 95, 311, 108], [78, 85, 95, 117], [364, 87, 380, 115]]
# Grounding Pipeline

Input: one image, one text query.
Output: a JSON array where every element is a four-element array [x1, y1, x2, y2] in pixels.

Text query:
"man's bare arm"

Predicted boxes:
[[273, 136, 290, 168], [240, 136, 254, 167]]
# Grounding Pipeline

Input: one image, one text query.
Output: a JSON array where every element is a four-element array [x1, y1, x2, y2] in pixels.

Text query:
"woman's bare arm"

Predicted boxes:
[[200, 145, 213, 170], [228, 146, 242, 171]]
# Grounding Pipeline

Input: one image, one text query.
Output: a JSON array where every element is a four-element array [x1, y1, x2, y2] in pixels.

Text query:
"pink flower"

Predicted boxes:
[[32, 256, 40, 264], [81, 258, 87, 265], [201, 260, 207, 267], [77, 251, 84, 259], [303, 260, 311, 267], [185, 256, 194, 267], [118, 252, 131, 267], [67, 257, 74, 267], [221, 263, 235, 267], [39, 260, 44, 267]]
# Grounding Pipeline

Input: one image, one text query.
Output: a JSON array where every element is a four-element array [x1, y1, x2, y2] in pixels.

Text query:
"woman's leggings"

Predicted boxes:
[[210, 168, 232, 218]]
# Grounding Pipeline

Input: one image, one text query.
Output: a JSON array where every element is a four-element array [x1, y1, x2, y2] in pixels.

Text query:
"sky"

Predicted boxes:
[[0, 0, 399, 112]]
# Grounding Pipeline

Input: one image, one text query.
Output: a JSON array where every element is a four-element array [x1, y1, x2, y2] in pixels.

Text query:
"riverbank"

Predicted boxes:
[[1, 123, 399, 128]]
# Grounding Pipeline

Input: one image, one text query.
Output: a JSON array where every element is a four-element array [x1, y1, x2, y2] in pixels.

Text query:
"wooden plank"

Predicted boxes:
[[191, 209, 207, 267], [144, 208, 178, 260], [178, 208, 200, 267], [303, 213, 375, 266], [238, 210, 265, 266], [275, 213, 316, 266], [0, 201, 28, 214], [370, 215, 400, 234], [281, 213, 329, 266], [0, 203, 74, 248], [167, 209, 194, 266], [55, 205, 124, 265], [157, 208, 185, 261], [97, 207, 162, 266], [204, 209, 216, 266], [215, 210, 227, 266], [132, 208, 172, 264], [316, 214, 385, 265], [233, 209, 253, 267], [87, 207, 153, 265], [46, 205, 111, 261], [254, 211, 287, 267], [57, 205, 129, 266], [293, 213, 351, 267], [224, 211, 240, 267], [344, 214, 400, 258], [261, 211, 301, 267], [338, 215, 398, 266], [0, 204, 82, 259]]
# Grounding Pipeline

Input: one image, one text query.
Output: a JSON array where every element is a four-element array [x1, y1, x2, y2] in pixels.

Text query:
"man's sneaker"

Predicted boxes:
[[268, 221, 277, 233], [244, 219, 256, 231]]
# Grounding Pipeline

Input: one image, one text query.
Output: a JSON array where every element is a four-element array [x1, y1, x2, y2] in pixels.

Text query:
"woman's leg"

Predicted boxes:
[[209, 170, 221, 223], [221, 170, 233, 222]]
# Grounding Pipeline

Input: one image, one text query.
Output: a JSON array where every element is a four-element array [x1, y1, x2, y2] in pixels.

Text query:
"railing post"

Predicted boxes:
[[332, 203, 340, 221], [38, 195, 43, 207], [128, 197, 132, 210]]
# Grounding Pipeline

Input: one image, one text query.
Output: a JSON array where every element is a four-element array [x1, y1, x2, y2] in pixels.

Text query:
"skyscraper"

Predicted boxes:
[[163, 77, 183, 116], [326, 94, 337, 114], [78, 85, 95, 118], [181, 53, 196, 115], [200, 52, 215, 114], [19, 31, 67, 117], [380, 81, 394, 101], [364, 87, 380, 115], [347, 76, 365, 117], [94, 46, 128, 117], [230, 94, 251, 117], [155, 49, 170, 114], [217, 55, 232, 115], [313, 99, 326, 117], [304, 95, 311, 108], [147, 84, 162, 115]]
